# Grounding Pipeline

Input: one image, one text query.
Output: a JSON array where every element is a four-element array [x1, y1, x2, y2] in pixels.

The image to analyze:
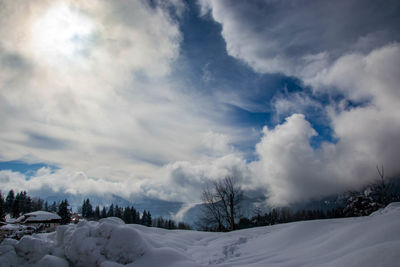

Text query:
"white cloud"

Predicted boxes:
[[0, 0, 237, 183], [0, 167, 142, 199], [140, 153, 249, 202], [271, 90, 323, 122], [0, 152, 250, 204], [250, 114, 337, 206], [250, 44, 400, 205], [200, 1, 400, 206]]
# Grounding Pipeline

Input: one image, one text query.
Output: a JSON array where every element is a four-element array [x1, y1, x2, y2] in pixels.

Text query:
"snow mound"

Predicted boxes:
[[0, 217, 196, 266], [36, 254, 69, 267], [1, 204, 400, 266], [370, 202, 400, 217]]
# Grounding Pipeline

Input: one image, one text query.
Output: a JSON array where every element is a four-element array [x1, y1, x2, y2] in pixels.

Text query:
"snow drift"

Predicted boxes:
[[1, 203, 400, 266]]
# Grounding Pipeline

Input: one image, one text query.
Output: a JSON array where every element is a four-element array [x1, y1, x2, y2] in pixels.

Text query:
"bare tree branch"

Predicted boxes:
[[200, 176, 243, 231]]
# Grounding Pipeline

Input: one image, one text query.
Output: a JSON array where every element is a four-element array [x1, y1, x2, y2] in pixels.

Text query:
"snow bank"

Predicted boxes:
[[1, 203, 399, 266], [0, 216, 197, 267]]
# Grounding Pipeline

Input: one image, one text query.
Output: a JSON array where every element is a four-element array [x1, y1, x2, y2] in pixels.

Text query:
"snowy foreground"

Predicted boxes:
[[1, 203, 400, 267]]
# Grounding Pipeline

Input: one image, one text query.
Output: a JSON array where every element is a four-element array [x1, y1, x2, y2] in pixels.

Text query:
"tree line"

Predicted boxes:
[[0, 190, 59, 219], [79, 198, 191, 230], [0, 189, 71, 225], [198, 168, 400, 232], [236, 207, 345, 230], [0, 191, 190, 230]]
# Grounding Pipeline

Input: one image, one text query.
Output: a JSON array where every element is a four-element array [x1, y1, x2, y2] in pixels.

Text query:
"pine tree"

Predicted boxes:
[[107, 204, 114, 217], [44, 201, 49, 211], [123, 207, 131, 223], [141, 210, 147, 225], [101, 206, 107, 218], [94, 206, 100, 220], [134, 208, 140, 223], [141, 210, 152, 226], [0, 192, 5, 221], [5, 189, 15, 214], [32, 198, 44, 211], [114, 205, 122, 218], [12, 192, 21, 218], [81, 199, 93, 218], [19, 191, 32, 214], [50, 201, 57, 212], [146, 211, 152, 227], [58, 199, 71, 225]]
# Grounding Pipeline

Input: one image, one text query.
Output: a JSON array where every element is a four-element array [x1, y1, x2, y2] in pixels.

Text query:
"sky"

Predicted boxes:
[[0, 0, 399, 206]]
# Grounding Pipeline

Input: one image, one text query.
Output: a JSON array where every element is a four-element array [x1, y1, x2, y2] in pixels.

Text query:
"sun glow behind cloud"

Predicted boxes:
[[31, 3, 94, 60]]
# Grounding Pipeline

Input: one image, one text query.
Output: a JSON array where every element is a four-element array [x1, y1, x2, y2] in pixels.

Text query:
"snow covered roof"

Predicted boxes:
[[22, 211, 61, 223]]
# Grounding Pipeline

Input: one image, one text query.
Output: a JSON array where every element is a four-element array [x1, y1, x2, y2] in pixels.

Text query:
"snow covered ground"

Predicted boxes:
[[1, 203, 400, 267]]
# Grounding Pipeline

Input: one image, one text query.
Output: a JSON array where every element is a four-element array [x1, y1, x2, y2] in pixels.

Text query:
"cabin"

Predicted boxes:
[[17, 211, 61, 232]]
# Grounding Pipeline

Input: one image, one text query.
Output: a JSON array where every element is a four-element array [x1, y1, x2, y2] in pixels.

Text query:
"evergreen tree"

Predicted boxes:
[[177, 221, 191, 230], [58, 199, 71, 225], [81, 199, 93, 218], [155, 217, 164, 228], [141, 210, 152, 226], [134, 208, 140, 223], [5, 189, 15, 214], [12, 192, 21, 217], [94, 206, 100, 220], [44, 201, 49, 211], [167, 219, 175, 229], [50, 201, 57, 212], [81, 199, 86, 217], [114, 205, 122, 218], [146, 211, 152, 226], [122, 207, 132, 223], [101, 206, 107, 218], [0, 192, 5, 221], [107, 204, 114, 217], [141, 210, 147, 225], [19, 191, 32, 214], [32, 198, 44, 211]]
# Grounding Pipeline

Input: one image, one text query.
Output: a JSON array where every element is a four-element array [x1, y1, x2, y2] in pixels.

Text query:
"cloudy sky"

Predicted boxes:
[[1, 0, 399, 206]]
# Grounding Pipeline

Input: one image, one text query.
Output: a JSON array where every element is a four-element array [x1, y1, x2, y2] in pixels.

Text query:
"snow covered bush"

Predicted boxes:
[[343, 194, 381, 217]]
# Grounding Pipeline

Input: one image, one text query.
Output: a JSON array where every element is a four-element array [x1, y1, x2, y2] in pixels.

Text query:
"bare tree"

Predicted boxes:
[[375, 165, 389, 205], [200, 176, 243, 231], [201, 184, 225, 231]]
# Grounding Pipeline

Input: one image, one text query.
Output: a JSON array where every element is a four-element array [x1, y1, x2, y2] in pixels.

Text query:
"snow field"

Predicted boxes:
[[1, 203, 400, 266]]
